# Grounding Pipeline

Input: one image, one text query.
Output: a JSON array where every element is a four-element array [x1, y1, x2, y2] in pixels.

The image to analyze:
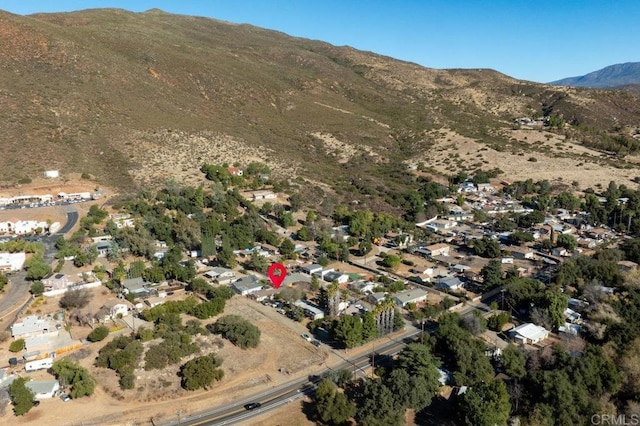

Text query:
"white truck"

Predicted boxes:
[[25, 357, 54, 372]]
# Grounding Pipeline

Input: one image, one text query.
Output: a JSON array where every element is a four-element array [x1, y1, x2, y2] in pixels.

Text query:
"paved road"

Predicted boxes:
[[57, 209, 78, 235], [0, 210, 76, 328], [164, 327, 424, 426]]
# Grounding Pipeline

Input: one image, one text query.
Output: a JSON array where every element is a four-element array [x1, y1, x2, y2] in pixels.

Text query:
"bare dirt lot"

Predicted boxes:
[[5, 295, 328, 425], [412, 128, 640, 190]]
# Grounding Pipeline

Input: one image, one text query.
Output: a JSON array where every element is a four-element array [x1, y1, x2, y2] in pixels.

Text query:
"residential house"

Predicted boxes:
[[232, 275, 263, 296], [368, 292, 388, 305], [227, 167, 243, 176], [122, 277, 149, 296], [110, 214, 135, 229], [251, 190, 277, 201], [476, 183, 495, 192], [425, 220, 458, 233], [313, 268, 335, 280], [349, 280, 375, 294], [145, 297, 166, 308], [0, 252, 26, 272], [42, 274, 74, 292], [204, 267, 236, 285], [509, 323, 549, 345], [394, 289, 428, 308], [323, 271, 349, 284], [26, 380, 60, 400], [294, 300, 325, 320], [104, 300, 130, 318], [551, 247, 570, 257], [249, 288, 278, 302], [435, 276, 464, 292], [451, 264, 472, 274], [301, 264, 323, 275], [282, 272, 312, 287], [94, 241, 115, 257], [509, 246, 535, 260], [422, 243, 451, 257], [11, 315, 55, 339], [564, 308, 582, 324]]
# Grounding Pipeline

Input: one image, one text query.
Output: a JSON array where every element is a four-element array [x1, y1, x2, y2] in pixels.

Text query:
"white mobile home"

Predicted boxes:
[[25, 356, 54, 372]]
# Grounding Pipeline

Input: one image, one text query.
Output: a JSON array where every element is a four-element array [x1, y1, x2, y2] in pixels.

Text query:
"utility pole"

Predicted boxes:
[[371, 340, 375, 378]]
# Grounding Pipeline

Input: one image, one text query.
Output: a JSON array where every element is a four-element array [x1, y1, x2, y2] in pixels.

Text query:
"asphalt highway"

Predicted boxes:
[[163, 327, 428, 426]]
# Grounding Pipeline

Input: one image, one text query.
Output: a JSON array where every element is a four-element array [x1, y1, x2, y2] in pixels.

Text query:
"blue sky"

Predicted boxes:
[[2, 1, 639, 83]]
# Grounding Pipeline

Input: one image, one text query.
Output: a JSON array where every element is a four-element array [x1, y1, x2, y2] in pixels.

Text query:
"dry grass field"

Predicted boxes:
[[5, 296, 328, 426]]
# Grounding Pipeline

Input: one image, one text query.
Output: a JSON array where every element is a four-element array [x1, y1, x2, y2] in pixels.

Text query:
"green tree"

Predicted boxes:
[[247, 253, 269, 273], [180, 353, 224, 390], [0, 272, 8, 291], [383, 254, 402, 270], [29, 281, 45, 295], [358, 239, 372, 257], [386, 367, 437, 413], [487, 312, 510, 331], [25, 258, 52, 280], [9, 377, 35, 416], [209, 315, 261, 349], [362, 311, 378, 341], [556, 233, 577, 251], [481, 259, 503, 288], [357, 378, 403, 426], [314, 379, 356, 425], [395, 343, 441, 383], [52, 358, 96, 398], [333, 314, 363, 348], [473, 236, 501, 258], [501, 345, 526, 380], [458, 380, 511, 426], [279, 238, 296, 258], [87, 326, 110, 342], [10, 338, 25, 352]]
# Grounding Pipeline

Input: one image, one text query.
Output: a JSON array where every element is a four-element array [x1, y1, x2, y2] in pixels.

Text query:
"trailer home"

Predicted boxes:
[[25, 357, 54, 372]]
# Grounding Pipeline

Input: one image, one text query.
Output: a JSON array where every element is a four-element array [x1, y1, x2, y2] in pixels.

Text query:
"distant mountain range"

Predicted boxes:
[[550, 62, 640, 89]]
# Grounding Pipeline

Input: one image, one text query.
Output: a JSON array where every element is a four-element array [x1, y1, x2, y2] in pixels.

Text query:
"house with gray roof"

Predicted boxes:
[[122, 277, 148, 295], [435, 276, 464, 292], [232, 275, 263, 296], [394, 289, 428, 308], [26, 379, 60, 400], [11, 315, 55, 339], [301, 264, 323, 275]]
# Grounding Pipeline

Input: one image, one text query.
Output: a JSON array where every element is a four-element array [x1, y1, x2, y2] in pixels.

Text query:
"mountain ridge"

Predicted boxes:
[[550, 62, 640, 88], [0, 8, 639, 200]]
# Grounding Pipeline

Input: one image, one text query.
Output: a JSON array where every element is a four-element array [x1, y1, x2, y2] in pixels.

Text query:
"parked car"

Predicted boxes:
[[277, 308, 286, 315], [60, 393, 71, 402], [244, 402, 261, 410], [301, 333, 312, 342], [32, 400, 40, 407], [312, 340, 321, 347]]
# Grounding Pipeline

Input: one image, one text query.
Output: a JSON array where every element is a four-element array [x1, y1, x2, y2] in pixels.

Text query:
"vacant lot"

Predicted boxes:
[[8, 295, 328, 425]]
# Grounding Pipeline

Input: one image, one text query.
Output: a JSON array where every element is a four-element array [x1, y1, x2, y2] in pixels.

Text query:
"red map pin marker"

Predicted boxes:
[[268, 263, 287, 289]]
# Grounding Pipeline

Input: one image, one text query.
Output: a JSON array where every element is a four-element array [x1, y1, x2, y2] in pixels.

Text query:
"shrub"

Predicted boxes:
[[9, 339, 25, 352], [29, 281, 45, 296], [209, 315, 260, 349], [88, 326, 109, 342], [180, 353, 224, 390]]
